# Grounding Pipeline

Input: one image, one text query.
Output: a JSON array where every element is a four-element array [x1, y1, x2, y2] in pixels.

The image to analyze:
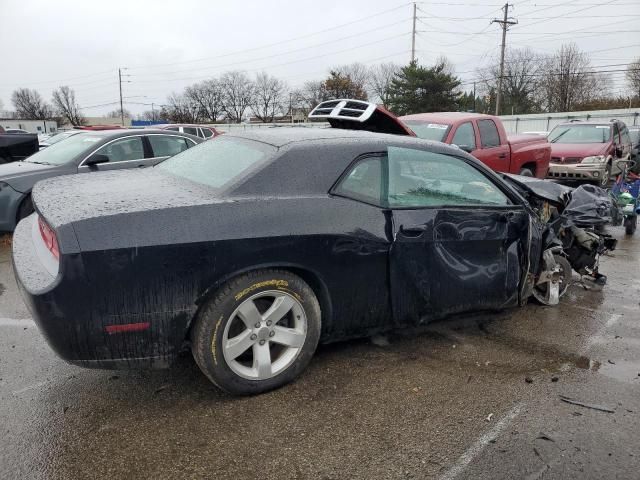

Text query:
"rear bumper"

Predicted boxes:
[[12, 216, 187, 369], [546, 162, 606, 181]]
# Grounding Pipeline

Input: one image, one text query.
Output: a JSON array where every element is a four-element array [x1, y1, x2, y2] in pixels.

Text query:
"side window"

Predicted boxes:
[[334, 157, 383, 205], [183, 127, 199, 136], [93, 136, 145, 163], [451, 122, 476, 151], [477, 119, 501, 148], [387, 146, 510, 207], [202, 128, 214, 138], [148, 135, 191, 158]]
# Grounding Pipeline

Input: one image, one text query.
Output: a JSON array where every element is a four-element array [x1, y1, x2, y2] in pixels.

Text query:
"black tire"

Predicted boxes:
[[624, 216, 637, 235], [16, 194, 34, 223], [519, 167, 534, 177], [191, 269, 321, 395]]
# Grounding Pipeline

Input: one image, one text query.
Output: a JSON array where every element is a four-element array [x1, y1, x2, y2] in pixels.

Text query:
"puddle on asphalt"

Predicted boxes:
[[598, 359, 640, 384]]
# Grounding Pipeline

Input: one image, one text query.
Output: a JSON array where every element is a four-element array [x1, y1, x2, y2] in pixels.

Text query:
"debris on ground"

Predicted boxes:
[[525, 377, 534, 383], [370, 334, 390, 347], [551, 376, 559, 382], [559, 395, 615, 413], [608, 360, 616, 365], [536, 433, 556, 442], [486, 413, 494, 422], [154, 384, 170, 395]]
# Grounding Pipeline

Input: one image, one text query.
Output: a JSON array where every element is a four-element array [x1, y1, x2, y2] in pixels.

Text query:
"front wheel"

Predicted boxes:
[[191, 269, 321, 395], [519, 167, 534, 177]]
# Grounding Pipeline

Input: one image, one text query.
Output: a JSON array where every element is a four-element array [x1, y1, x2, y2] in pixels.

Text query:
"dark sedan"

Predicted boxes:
[[0, 129, 201, 232], [13, 128, 545, 395]]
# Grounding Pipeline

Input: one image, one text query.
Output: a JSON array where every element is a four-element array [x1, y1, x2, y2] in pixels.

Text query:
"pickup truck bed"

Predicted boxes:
[[0, 133, 39, 163]]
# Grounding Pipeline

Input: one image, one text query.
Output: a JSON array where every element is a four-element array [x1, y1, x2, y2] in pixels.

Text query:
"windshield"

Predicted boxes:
[[44, 131, 82, 145], [24, 133, 102, 165], [157, 136, 274, 189], [402, 121, 451, 142], [548, 124, 611, 144]]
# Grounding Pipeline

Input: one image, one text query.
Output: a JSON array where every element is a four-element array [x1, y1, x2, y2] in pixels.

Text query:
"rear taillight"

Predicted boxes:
[[38, 215, 59, 260]]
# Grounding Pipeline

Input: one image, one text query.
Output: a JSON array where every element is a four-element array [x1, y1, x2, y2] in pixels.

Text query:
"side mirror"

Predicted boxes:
[[456, 144, 474, 153], [84, 153, 109, 166]]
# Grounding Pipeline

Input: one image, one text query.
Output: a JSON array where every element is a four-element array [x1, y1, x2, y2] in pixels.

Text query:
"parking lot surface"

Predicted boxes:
[[1, 228, 639, 479]]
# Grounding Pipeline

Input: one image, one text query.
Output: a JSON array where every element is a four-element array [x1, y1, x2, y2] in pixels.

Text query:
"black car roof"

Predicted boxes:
[[226, 126, 430, 148]]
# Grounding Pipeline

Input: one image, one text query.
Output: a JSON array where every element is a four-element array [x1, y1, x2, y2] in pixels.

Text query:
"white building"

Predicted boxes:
[[0, 118, 58, 134]]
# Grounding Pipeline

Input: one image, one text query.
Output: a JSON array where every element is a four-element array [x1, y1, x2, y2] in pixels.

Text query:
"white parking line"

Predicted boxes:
[[583, 313, 622, 350], [0, 318, 35, 327], [438, 403, 523, 480]]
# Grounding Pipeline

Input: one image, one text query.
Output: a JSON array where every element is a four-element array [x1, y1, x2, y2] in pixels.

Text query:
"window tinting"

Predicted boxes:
[[94, 136, 145, 162], [158, 136, 274, 189], [334, 157, 383, 205], [148, 135, 191, 157], [387, 146, 509, 207], [451, 122, 476, 150], [477, 119, 500, 148]]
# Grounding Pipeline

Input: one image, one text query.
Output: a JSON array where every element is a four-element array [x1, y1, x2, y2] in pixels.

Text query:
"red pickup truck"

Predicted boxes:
[[400, 112, 551, 178]]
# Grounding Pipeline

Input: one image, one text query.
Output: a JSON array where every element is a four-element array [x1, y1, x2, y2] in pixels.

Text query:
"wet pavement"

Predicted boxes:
[[1, 229, 639, 479]]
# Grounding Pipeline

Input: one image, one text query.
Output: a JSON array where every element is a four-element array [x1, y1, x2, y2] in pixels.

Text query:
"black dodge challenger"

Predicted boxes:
[[13, 125, 547, 395]]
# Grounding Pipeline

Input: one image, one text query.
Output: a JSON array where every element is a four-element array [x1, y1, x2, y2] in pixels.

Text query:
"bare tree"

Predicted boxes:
[[368, 63, 400, 107], [332, 63, 369, 94], [250, 72, 288, 123], [477, 48, 545, 115], [539, 43, 608, 112], [162, 92, 200, 123], [11, 88, 53, 119], [106, 108, 132, 119], [220, 71, 254, 123], [294, 80, 326, 114], [185, 79, 224, 121], [51, 86, 85, 126], [139, 110, 161, 121], [626, 57, 640, 99]]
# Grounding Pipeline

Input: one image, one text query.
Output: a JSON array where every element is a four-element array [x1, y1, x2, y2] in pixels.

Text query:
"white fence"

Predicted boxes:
[[214, 107, 640, 134], [498, 108, 640, 134]]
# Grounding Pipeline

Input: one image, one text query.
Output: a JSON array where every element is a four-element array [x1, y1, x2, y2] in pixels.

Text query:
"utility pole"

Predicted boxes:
[[492, 4, 517, 116], [473, 82, 476, 112], [411, 3, 417, 64], [118, 67, 131, 126]]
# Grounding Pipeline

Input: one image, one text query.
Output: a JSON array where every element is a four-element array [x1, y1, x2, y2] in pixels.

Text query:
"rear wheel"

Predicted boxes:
[[519, 167, 534, 177], [16, 195, 34, 223], [191, 269, 321, 395]]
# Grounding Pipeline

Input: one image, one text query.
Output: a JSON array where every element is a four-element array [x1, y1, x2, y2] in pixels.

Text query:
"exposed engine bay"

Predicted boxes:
[[502, 175, 618, 305]]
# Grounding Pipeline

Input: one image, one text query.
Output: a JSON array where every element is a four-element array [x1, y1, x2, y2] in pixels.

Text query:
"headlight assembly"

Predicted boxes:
[[581, 155, 606, 164]]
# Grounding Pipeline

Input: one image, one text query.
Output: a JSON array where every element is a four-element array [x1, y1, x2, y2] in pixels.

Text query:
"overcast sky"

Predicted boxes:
[[1, 0, 639, 117]]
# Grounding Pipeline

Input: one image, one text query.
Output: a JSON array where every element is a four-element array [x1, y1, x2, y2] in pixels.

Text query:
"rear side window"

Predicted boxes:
[[158, 136, 274, 189], [202, 128, 214, 138], [477, 120, 500, 148], [148, 135, 192, 157], [183, 127, 199, 136], [451, 122, 476, 150], [333, 157, 383, 205]]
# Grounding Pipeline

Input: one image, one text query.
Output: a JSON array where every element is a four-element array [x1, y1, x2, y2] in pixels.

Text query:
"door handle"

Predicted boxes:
[[498, 153, 507, 159], [399, 224, 426, 237]]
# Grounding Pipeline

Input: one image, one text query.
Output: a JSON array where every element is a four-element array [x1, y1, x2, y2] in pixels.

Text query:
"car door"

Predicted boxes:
[[472, 119, 511, 172], [147, 134, 197, 164], [449, 121, 478, 154], [77, 135, 148, 172], [385, 145, 530, 326]]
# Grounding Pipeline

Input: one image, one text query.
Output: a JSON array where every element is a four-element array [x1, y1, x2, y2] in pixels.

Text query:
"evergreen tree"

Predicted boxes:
[[387, 61, 461, 115]]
